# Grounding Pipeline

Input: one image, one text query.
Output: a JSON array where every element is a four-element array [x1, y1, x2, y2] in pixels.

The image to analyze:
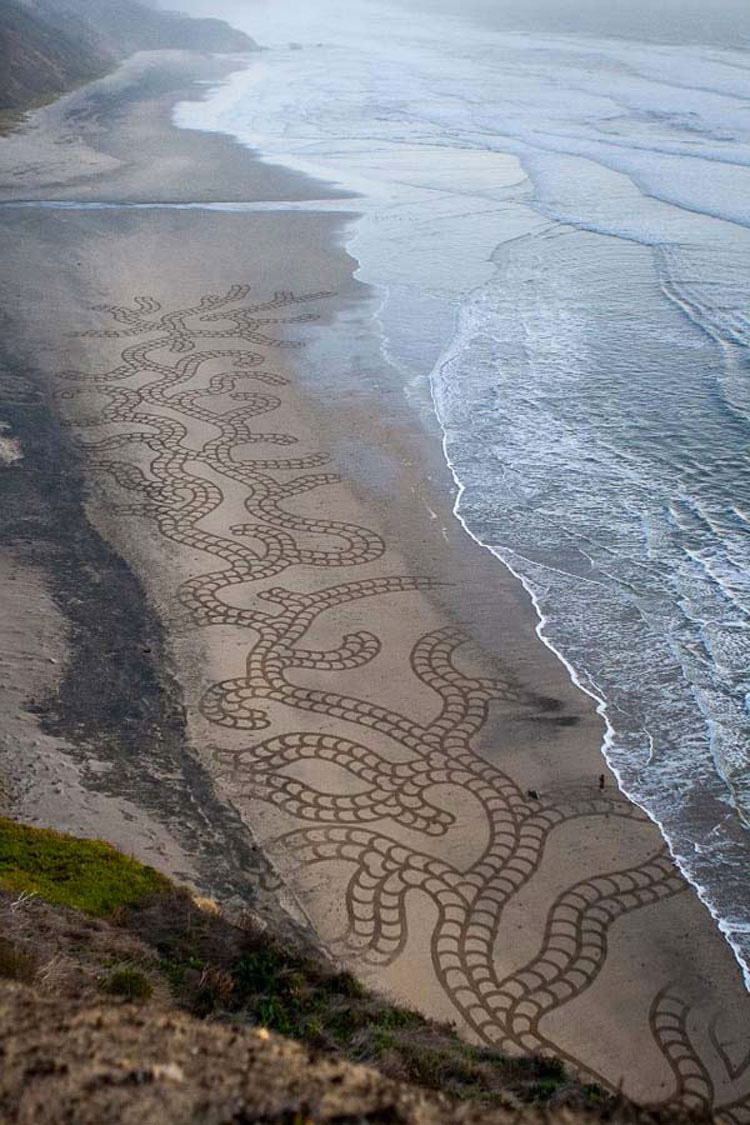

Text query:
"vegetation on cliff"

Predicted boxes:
[[0, 0, 109, 115], [0, 816, 608, 1114], [0, 0, 257, 117], [0, 816, 169, 915]]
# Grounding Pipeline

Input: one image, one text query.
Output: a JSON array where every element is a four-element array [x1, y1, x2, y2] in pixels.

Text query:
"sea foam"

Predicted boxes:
[[174, 0, 750, 986]]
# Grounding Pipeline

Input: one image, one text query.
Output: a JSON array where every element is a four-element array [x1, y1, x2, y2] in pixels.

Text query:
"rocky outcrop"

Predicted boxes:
[[30, 0, 258, 57]]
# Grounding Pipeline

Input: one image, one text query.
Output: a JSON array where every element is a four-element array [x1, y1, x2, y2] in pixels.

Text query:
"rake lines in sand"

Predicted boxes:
[[64, 288, 750, 1111]]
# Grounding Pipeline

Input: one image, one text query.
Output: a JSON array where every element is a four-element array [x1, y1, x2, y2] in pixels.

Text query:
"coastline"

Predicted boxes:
[[173, 57, 750, 993], [169, 11, 750, 988], [1, 50, 749, 1108]]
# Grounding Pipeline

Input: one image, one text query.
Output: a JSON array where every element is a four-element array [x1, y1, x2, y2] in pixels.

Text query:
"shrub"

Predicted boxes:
[[195, 965, 235, 1013], [102, 966, 153, 1002]]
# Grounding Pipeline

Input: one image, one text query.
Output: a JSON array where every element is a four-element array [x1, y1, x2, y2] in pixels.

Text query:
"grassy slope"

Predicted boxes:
[[0, 816, 605, 1111], [0, 817, 169, 914]]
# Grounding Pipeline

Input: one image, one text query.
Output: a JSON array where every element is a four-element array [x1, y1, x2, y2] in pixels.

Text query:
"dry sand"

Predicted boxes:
[[1, 50, 749, 1111]]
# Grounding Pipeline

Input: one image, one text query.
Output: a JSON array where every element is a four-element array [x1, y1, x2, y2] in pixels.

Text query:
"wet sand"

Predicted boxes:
[[1, 49, 749, 1109]]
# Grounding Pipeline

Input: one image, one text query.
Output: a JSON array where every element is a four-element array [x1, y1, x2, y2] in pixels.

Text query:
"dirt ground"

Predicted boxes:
[[0, 979, 521, 1125]]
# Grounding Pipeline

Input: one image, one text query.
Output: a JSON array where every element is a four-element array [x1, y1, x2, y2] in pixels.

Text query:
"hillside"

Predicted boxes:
[[0, 0, 257, 114], [0, 816, 626, 1122], [0, 0, 109, 112]]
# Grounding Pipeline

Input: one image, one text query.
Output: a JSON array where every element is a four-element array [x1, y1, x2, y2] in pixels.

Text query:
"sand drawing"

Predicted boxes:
[[62, 288, 750, 1111]]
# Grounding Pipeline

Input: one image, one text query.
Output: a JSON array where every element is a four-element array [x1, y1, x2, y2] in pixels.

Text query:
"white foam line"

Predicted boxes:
[[427, 347, 750, 993], [0, 199, 359, 213], [133, 65, 750, 991]]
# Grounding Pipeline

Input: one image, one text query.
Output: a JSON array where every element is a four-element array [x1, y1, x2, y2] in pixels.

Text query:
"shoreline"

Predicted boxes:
[[170, 59, 750, 992], [168, 25, 750, 991], [435, 384, 750, 993], [1, 51, 749, 1107]]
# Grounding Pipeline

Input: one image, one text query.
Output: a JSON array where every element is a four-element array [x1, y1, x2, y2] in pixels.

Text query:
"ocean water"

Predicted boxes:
[[174, 0, 750, 984]]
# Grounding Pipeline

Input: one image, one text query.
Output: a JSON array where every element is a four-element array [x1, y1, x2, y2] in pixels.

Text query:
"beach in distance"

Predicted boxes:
[[1, 0, 750, 1110]]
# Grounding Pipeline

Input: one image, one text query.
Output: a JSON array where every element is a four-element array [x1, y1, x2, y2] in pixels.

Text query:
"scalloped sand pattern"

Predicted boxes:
[[64, 287, 750, 1112]]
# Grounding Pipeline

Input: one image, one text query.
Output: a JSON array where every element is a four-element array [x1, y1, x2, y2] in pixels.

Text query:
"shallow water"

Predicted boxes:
[[174, 0, 750, 984]]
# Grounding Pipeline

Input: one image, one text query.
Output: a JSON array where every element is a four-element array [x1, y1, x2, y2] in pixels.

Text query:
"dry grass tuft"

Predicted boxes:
[[191, 895, 221, 917], [0, 937, 37, 983]]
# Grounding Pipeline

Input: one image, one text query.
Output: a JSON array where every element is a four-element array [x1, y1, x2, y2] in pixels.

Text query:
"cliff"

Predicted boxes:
[[0, 0, 257, 114], [0, 817, 619, 1122]]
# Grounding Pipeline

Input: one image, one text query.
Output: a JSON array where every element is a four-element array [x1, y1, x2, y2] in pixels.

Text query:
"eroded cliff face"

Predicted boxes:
[[0, 0, 108, 112], [0, 0, 257, 113]]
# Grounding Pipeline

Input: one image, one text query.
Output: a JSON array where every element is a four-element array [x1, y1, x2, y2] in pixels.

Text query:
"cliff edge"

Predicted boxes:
[[0, 818, 624, 1122]]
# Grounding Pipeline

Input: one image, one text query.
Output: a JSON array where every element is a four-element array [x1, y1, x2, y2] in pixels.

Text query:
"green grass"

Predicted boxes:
[[147, 898, 580, 1107], [0, 817, 605, 1110], [0, 816, 169, 917]]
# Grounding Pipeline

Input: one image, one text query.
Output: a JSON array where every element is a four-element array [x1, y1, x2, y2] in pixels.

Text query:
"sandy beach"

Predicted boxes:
[[1, 49, 749, 1110]]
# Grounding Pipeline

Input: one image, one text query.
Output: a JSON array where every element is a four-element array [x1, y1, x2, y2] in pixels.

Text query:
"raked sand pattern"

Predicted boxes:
[[62, 287, 750, 1112]]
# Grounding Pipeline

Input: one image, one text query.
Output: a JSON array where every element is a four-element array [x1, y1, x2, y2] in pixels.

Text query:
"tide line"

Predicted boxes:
[[0, 199, 360, 212]]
